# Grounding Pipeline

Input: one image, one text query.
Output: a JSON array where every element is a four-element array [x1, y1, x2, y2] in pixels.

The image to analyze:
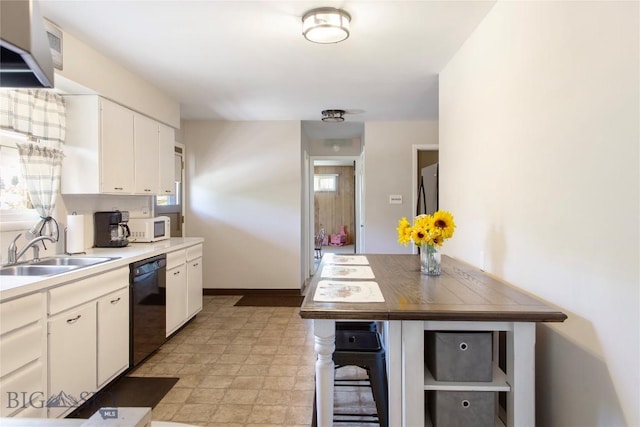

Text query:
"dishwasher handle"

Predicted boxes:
[[130, 255, 167, 277]]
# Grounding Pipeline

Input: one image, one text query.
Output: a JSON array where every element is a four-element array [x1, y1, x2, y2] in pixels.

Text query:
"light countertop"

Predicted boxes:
[[0, 237, 204, 303]]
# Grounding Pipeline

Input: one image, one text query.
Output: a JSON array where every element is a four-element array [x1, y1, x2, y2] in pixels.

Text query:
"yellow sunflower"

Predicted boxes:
[[431, 210, 456, 239], [396, 217, 412, 245]]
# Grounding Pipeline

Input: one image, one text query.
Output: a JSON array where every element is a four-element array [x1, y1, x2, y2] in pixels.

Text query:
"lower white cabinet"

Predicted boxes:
[[47, 302, 97, 418], [0, 293, 46, 418], [166, 260, 187, 337], [97, 288, 129, 387], [47, 267, 129, 418], [186, 245, 203, 318], [166, 244, 203, 337]]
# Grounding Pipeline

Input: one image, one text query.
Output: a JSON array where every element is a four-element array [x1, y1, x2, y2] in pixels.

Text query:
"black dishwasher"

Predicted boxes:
[[129, 254, 167, 367]]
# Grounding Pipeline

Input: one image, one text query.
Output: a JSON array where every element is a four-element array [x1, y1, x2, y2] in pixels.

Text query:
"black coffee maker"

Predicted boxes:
[[94, 211, 130, 247]]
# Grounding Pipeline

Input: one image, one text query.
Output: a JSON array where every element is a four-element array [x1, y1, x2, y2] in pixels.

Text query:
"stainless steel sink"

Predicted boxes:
[[0, 265, 78, 276], [32, 256, 116, 267], [0, 256, 120, 276]]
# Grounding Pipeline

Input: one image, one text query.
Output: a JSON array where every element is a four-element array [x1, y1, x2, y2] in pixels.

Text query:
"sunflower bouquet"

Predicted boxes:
[[397, 210, 456, 275], [397, 210, 456, 247]]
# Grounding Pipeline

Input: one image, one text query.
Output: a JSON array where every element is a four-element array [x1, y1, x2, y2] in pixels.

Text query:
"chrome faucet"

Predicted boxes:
[[7, 233, 58, 264]]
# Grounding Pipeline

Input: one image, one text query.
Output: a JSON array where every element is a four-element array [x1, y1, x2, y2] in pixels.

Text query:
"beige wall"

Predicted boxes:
[[54, 29, 180, 128], [363, 121, 439, 253], [182, 120, 302, 290], [440, 1, 639, 425]]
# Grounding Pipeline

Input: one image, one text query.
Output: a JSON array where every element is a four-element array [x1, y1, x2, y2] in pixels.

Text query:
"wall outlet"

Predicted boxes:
[[141, 206, 149, 215]]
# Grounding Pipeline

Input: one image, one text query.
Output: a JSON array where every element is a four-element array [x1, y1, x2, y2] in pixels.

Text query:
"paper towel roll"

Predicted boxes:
[[66, 214, 85, 254]]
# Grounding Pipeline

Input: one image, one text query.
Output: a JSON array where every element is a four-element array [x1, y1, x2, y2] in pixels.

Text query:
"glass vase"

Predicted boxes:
[[420, 244, 441, 276]]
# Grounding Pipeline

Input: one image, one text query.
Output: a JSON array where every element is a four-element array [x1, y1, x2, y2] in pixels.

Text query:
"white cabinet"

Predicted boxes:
[[186, 244, 203, 318], [158, 123, 175, 195], [0, 293, 46, 418], [166, 244, 203, 336], [166, 249, 187, 337], [62, 95, 134, 194], [47, 302, 96, 419], [62, 95, 175, 196], [134, 114, 160, 194], [100, 98, 135, 194], [47, 267, 129, 418], [97, 288, 129, 388]]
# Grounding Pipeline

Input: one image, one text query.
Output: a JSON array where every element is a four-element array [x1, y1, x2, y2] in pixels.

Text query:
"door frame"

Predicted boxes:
[[411, 144, 439, 254], [308, 154, 363, 277]]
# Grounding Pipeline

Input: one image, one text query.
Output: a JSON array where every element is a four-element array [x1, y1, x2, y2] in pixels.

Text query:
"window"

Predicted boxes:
[[0, 130, 38, 229], [314, 174, 338, 192]]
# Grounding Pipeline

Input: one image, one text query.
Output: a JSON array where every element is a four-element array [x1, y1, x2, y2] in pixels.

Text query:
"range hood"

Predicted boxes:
[[0, 0, 54, 88]]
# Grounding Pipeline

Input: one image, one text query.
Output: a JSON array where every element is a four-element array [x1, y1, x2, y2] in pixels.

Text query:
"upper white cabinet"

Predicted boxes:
[[62, 95, 174, 195], [158, 124, 175, 195], [101, 99, 135, 194], [133, 113, 159, 194]]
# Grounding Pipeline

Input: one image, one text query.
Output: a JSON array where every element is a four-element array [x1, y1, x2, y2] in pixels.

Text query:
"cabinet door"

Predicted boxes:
[[134, 114, 159, 194], [48, 303, 97, 418], [166, 264, 187, 336], [187, 257, 203, 318], [100, 98, 134, 194], [97, 289, 129, 387], [158, 124, 175, 195]]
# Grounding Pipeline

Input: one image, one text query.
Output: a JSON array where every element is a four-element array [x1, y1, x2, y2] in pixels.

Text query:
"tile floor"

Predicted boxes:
[[131, 294, 377, 427]]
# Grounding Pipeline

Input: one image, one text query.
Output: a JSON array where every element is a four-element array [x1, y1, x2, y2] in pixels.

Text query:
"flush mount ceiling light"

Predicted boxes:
[[302, 7, 351, 44], [321, 109, 346, 122]]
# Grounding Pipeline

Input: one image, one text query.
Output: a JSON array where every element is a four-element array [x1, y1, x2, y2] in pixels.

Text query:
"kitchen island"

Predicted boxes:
[[300, 254, 567, 427]]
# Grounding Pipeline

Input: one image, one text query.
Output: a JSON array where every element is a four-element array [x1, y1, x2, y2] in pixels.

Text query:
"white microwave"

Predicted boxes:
[[128, 216, 170, 242]]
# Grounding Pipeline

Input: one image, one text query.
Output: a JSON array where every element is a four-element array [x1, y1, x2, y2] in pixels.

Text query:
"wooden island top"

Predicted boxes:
[[300, 254, 567, 323]]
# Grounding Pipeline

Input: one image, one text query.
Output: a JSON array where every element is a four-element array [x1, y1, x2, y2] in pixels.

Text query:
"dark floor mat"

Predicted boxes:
[[234, 295, 304, 307], [67, 376, 179, 419]]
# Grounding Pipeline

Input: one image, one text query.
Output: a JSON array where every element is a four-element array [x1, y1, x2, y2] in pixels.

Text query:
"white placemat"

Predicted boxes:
[[324, 254, 370, 265], [313, 280, 385, 302], [320, 265, 375, 279]]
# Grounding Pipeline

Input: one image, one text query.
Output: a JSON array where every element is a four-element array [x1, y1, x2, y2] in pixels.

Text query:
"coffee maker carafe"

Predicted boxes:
[[94, 211, 130, 248]]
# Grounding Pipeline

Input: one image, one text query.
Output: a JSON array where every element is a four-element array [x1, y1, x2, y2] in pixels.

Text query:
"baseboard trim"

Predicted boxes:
[[204, 288, 302, 296]]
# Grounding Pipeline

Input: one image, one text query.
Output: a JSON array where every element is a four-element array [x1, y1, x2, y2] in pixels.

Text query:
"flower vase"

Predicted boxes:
[[420, 244, 441, 276]]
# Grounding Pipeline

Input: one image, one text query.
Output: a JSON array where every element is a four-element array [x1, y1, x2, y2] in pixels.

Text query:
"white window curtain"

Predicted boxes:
[[17, 143, 64, 237], [0, 90, 66, 238], [0, 89, 66, 147]]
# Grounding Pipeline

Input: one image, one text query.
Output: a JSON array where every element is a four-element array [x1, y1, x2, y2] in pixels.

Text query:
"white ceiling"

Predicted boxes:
[[39, 0, 495, 139]]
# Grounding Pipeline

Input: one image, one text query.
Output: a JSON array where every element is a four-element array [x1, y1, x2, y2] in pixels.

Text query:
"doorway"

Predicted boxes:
[[309, 156, 363, 275], [412, 144, 439, 253]]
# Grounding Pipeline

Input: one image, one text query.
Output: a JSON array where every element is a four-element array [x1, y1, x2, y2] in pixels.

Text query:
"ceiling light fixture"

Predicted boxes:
[[302, 8, 351, 44], [321, 109, 346, 122]]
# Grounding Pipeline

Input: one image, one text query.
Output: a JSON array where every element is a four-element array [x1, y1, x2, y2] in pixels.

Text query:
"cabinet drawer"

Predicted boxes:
[[166, 249, 186, 270], [48, 268, 128, 315], [0, 360, 44, 417], [0, 294, 42, 335], [186, 244, 203, 261], [427, 390, 496, 427], [0, 322, 43, 377]]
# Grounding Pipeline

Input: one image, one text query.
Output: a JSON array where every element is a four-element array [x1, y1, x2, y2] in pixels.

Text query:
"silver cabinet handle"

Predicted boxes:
[[110, 297, 121, 304], [192, 262, 199, 267], [114, 187, 123, 190], [173, 270, 180, 276], [66, 315, 81, 324]]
